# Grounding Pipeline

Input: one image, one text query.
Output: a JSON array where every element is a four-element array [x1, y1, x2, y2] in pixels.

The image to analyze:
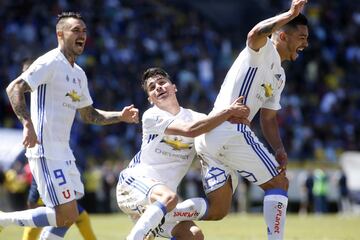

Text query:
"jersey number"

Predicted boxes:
[[54, 169, 67, 186]]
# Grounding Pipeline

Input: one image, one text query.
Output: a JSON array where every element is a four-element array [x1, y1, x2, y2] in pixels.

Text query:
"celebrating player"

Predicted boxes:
[[116, 67, 249, 240], [194, 0, 309, 239], [2, 11, 139, 239]]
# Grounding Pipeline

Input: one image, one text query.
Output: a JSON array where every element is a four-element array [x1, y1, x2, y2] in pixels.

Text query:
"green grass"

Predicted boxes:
[[1, 213, 360, 240]]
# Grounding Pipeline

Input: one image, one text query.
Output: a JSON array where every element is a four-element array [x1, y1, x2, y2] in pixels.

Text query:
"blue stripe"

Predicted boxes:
[[265, 188, 288, 197], [125, 178, 149, 194], [49, 226, 69, 237], [241, 68, 256, 99], [240, 125, 278, 177], [40, 157, 60, 205], [154, 201, 167, 215], [32, 209, 50, 227], [238, 67, 252, 97], [243, 68, 258, 104]]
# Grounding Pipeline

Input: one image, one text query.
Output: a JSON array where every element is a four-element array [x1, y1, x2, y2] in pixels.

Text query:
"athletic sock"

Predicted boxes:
[[75, 210, 96, 240], [39, 226, 68, 240], [127, 201, 167, 240], [263, 189, 288, 240], [0, 207, 57, 227], [165, 198, 208, 222]]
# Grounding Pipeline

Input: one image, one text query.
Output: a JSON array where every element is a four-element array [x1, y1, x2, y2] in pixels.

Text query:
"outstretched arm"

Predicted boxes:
[[78, 104, 139, 125], [165, 96, 250, 138], [6, 78, 39, 148], [247, 0, 307, 51], [260, 108, 287, 171]]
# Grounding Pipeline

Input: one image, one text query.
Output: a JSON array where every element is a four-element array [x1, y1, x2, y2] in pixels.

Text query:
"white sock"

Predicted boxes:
[[40, 226, 66, 240], [127, 201, 167, 240], [40, 226, 68, 240], [0, 207, 57, 227], [166, 197, 208, 222], [263, 189, 288, 240]]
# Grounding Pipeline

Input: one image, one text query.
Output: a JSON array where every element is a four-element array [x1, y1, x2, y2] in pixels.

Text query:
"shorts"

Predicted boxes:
[[116, 169, 177, 238], [195, 123, 280, 189], [28, 157, 84, 208]]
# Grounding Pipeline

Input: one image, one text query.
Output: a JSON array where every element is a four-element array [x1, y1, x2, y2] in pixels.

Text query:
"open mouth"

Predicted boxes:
[[157, 92, 167, 99], [75, 40, 85, 48]]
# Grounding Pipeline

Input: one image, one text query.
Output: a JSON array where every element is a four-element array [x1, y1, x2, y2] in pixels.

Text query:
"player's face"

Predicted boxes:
[[61, 18, 87, 56], [146, 76, 177, 105], [285, 25, 308, 61]]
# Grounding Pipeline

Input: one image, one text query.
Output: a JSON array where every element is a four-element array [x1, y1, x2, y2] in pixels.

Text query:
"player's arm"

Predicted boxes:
[[260, 108, 287, 171], [247, 0, 307, 51], [78, 104, 139, 125], [165, 96, 250, 138], [6, 78, 39, 148]]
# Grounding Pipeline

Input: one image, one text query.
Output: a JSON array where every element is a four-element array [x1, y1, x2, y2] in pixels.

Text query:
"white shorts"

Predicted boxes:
[[116, 169, 177, 238], [28, 157, 84, 208], [195, 124, 280, 189]]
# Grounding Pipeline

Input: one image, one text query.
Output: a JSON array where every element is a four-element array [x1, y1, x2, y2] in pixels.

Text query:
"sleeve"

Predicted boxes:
[[245, 38, 273, 64], [262, 78, 286, 110], [142, 110, 175, 135], [77, 73, 93, 109], [20, 59, 55, 91]]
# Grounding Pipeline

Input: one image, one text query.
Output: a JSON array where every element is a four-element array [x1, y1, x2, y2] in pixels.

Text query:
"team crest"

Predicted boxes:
[[65, 90, 81, 102], [161, 136, 192, 150], [261, 83, 273, 97]]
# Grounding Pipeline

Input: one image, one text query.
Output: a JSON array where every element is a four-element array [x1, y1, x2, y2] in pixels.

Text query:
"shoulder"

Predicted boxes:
[[182, 108, 207, 120], [142, 107, 162, 120]]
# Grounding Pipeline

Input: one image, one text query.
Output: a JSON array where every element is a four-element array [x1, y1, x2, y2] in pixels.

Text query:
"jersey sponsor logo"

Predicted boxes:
[[65, 90, 81, 102], [155, 148, 190, 160], [62, 189, 71, 199], [160, 136, 192, 150], [274, 202, 284, 234], [261, 83, 273, 97]]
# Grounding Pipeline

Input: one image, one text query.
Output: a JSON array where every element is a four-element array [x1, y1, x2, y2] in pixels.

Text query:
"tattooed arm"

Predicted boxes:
[[247, 0, 307, 51], [6, 78, 39, 148], [78, 104, 139, 125]]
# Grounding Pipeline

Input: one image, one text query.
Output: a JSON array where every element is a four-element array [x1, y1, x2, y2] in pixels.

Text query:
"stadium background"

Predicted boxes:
[[0, 0, 359, 215]]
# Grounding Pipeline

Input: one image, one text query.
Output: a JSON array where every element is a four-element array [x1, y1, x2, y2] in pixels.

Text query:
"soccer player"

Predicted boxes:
[[116, 67, 250, 240], [194, 0, 309, 239], [2, 12, 139, 239]]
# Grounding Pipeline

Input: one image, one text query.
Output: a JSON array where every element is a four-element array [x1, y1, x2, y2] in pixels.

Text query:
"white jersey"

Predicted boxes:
[[212, 38, 285, 123], [20, 48, 93, 161], [125, 106, 205, 191]]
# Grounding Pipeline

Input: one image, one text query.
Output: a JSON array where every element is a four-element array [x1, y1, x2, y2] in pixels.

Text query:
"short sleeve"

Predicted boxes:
[[262, 79, 285, 110], [77, 73, 93, 109], [142, 110, 175, 135], [245, 38, 273, 64], [20, 60, 54, 91]]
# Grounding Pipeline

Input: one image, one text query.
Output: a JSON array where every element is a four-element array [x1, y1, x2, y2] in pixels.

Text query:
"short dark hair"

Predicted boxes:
[[282, 13, 308, 32], [56, 12, 83, 30], [142, 67, 171, 91]]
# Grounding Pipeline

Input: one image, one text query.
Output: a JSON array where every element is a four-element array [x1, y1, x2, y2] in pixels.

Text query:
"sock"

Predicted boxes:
[[0, 207, 57, 227], [75, 210, 97, 240], [22, 226, 42, 240], [39, 226, 68, 240], [127, 201, 167, 240], [165, 198, 208, 222], [263, 189, 288, 240]]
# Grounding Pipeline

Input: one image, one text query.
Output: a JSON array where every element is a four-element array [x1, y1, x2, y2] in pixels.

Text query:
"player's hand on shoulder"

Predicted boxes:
[[22, 121, 39, 148], [120, 104, 139, 124]]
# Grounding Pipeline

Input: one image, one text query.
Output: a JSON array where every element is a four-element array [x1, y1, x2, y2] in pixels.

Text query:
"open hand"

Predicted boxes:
[[120, 104, 139, 123]]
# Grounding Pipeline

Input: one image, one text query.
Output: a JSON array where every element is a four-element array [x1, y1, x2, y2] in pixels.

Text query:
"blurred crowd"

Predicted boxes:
[[1, 0, 360, 207]]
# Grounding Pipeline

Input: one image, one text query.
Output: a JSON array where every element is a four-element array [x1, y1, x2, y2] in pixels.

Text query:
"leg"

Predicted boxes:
[[171, 221, 204, 240], [75, 203, 97, 240], [260, 172, 289, 240], [203, 178, 233, 220]]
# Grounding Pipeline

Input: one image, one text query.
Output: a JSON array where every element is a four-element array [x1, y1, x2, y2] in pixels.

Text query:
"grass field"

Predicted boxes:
[[1, 213, 359, 240]]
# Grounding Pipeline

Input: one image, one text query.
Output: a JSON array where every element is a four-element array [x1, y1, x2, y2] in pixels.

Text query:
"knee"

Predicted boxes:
[[190, 226, 204, 240], [162, 191, 178, 212], [205, 209, 227, 220]]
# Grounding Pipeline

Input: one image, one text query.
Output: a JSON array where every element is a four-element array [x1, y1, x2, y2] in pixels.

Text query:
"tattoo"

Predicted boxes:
[[258, 22, 277, 36], [79, 106, 120, 125], [6, 79, 32, 124]]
